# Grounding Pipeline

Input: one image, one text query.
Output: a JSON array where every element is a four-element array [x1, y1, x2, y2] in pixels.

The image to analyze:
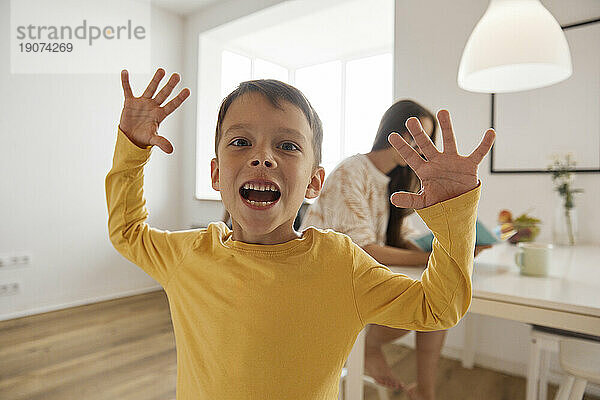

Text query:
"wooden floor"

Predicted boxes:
[[0, 290, 597, 400]]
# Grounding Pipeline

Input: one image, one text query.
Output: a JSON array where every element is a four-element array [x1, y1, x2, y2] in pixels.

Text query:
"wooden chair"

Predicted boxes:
[[553, 338, 600, 400], [339, 367, 391, 400], [527, 325, 600, 400]]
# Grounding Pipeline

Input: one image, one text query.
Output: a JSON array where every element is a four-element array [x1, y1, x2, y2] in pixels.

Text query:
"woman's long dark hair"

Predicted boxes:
[[371, 100, 437, 248]]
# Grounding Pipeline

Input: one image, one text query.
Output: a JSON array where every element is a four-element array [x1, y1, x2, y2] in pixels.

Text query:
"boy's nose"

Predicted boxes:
[[249, 158, 276, 168]]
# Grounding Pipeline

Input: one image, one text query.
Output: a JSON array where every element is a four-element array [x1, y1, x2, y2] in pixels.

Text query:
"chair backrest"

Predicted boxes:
[[293, 202, 310, 231], [559, 338, 600, 384]]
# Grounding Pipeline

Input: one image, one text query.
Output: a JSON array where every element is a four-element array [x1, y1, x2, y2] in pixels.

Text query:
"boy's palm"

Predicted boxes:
[[118, 68, 190, 154], [388, 109, 496, 209]]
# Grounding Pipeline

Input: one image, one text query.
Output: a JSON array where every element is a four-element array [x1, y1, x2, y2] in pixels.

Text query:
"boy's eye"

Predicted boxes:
[[279, 142, 299, 151], [230, 138, 250, 147]]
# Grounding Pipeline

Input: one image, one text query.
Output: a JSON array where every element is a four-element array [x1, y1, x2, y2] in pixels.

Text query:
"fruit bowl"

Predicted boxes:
[[496, 209, 542, 244], [509, 220, 541, 244]]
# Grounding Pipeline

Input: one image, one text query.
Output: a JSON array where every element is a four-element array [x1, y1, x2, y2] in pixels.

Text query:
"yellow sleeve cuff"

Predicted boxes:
[[112, 126, 153, 169], [415, 180, 482, 220]]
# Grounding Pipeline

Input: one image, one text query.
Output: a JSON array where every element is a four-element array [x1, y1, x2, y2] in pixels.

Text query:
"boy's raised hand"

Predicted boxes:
[[118, 68, 190, 154], [388, 109, 496, 209]]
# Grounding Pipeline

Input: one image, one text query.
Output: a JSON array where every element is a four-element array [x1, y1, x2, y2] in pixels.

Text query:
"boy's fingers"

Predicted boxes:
[[388, 132, 425, 171], [142, 68, 166, 99], [161, 88, 190, 118], [467, 129, 496, 165], [154, 73, 181, 105], [121, 70, 133, 98], [406, 117, 439, 160], [437, 109, 458, 154]]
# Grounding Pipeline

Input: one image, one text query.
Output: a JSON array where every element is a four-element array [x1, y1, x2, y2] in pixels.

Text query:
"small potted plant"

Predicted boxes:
[[547, 153, 583, 246]]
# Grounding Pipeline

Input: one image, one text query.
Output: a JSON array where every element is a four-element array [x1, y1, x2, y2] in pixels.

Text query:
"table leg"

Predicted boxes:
[[462, 313, 477, 368], [344, 328, 366, 400], [526, 336, 541, 400], [539, 348, 549, 400]]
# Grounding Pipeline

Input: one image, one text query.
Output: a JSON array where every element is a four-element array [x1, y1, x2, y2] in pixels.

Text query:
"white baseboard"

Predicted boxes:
[[0, 285, 163, 321], [394, 337, 600, 397]]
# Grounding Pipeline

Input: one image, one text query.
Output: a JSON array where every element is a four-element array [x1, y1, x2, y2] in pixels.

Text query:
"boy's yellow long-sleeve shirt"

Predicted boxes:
[[105, 127, 481, 399]]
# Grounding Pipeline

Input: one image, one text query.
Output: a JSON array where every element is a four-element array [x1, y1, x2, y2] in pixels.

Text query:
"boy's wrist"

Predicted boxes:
[[118, 125, 150, 150]]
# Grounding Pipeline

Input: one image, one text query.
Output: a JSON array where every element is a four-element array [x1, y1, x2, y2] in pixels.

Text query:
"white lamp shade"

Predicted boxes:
[[458, 0, 572, 93]]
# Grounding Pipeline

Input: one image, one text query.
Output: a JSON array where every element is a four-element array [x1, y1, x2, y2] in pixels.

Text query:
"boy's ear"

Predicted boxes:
[[305, 166, 325, 199], [210, 158, 220, 191]]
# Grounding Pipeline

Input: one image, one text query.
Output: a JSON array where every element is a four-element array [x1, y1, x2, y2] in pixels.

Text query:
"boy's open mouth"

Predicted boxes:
[[239, 180, 281, 208]]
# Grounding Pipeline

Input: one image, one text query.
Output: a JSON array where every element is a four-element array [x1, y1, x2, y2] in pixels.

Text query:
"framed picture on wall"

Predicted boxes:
[[489, 18, 600, 174]]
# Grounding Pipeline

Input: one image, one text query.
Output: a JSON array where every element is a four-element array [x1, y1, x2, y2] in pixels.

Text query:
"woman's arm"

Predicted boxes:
[[362, 241, 492, 267], [362, 243, 430, 267], [401, 239, 424, 251]]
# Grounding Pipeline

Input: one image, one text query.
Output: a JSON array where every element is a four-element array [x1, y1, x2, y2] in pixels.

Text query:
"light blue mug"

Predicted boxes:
[[515, 242, 553, 276]]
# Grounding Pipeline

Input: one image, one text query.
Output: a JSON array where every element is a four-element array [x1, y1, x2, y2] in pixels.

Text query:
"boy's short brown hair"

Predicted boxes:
[[214, 79, 323, 167]]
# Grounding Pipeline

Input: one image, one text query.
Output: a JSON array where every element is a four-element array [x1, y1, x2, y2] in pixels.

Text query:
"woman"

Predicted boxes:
[[299, 99, 489, 400]]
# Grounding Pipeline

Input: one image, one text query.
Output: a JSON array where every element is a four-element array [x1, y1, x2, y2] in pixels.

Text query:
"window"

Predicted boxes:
[[295, 53, 392, 175], [294, 60, 342, 176], [344, 53, 393, 156], [221, 50, 251, 98], [254, 58, 289, 82], [196, 49, 392, 200], [221, 51, 289, 98]]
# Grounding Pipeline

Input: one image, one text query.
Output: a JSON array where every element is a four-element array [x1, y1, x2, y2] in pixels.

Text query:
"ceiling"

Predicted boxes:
[[151, 0, 220, 16], [202, 0, 394, 69]]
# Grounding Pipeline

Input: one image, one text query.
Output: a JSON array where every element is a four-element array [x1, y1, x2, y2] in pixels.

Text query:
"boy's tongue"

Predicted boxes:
[[246, 189, 278, 202]]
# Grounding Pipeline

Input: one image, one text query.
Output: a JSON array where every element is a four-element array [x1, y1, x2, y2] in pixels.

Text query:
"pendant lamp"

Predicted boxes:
[[458, 0, 572, 93]]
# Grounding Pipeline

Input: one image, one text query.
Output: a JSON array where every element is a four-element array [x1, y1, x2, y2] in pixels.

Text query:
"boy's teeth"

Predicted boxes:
[[242, 182, 278, 191], [247, 200, 275, 206]]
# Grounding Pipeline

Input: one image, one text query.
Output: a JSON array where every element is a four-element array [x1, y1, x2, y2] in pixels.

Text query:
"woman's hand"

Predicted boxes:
[[388, 110, 495, 209], [118, 68, 190, 154]]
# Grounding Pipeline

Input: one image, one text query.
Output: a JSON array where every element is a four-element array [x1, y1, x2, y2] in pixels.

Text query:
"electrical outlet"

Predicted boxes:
[[0, 253, 32, 268], [0, 256, 9, 267], [0, 282, 20, 296]]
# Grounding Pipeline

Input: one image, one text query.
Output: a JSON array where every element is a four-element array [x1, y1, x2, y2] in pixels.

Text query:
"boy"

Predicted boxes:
[[106, 68, 495, 399]]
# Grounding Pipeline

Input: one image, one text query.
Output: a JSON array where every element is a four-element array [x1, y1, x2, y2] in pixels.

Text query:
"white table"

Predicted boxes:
[[343, 242, 600, 400]]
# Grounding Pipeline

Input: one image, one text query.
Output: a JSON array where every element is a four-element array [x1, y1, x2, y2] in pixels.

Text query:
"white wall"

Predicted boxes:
[[0, 1, 185, 320], [393, 0, 600, 390]]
